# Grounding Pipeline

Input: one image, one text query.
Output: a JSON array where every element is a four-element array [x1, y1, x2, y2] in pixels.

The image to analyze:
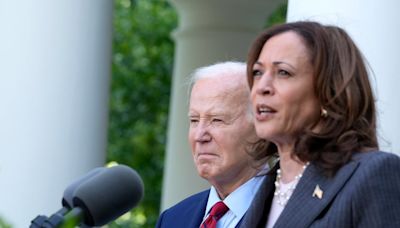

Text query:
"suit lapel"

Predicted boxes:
[[274, 160, 360, 227], [187, 190, 209, 228], [239, 166, 277, 228]]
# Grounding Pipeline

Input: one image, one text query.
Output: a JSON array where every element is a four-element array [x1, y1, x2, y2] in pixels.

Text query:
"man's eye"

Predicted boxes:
[[212, 118, 223, 123], [189, 119, 199, 124]]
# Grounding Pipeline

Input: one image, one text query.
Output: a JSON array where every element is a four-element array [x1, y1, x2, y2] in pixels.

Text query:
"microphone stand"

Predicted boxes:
[[30, 208, 83, 228]]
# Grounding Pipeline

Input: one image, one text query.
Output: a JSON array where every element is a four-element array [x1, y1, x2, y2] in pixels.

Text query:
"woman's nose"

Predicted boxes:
[[255, 74, 274, 96]]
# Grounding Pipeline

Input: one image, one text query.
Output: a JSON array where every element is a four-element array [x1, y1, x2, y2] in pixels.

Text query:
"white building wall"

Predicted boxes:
[[0, 0, 113, 227]]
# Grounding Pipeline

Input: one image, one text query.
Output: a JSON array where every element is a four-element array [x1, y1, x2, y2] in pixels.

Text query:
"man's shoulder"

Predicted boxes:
[[156, 189, 210, 228], [166, 189, 210, 212]]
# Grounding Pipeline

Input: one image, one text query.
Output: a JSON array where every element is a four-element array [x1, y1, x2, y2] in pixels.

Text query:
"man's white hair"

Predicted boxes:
[[188, 61, 247, 92], [188, 61, 253, 121]]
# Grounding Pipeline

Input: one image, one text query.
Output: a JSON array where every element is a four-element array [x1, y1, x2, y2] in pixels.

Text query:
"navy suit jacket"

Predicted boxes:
[[156, 189, 210, 228], [156, 189, 246, 228], [239, 151, 400, 228]]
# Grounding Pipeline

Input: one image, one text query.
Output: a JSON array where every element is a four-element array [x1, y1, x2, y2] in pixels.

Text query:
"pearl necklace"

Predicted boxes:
[[274, 162, 309, 207]]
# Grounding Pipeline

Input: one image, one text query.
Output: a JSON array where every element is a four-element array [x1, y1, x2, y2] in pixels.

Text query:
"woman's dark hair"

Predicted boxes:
[[247, 21, 378, 176]]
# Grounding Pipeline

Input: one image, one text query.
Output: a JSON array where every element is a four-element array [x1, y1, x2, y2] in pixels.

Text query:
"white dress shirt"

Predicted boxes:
[[202, 167, 268, 228]]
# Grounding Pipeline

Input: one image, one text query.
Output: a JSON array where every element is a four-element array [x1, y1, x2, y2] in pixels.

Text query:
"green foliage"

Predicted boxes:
[[265, 1, 288, 28], [0, 216, 11, 228], [107, 0, 177, 227]]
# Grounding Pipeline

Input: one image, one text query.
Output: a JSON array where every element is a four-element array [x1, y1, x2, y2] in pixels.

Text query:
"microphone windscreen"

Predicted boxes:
[[72, 165, 144, 226], [62, 167, 106, 209]]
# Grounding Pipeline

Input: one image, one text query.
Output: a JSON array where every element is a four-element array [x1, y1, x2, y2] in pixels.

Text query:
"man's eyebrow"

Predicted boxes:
[[188, 111, 198, 116], [207, 113, 225, 117]]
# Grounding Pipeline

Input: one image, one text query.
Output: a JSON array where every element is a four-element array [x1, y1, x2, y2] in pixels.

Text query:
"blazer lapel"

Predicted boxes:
[[239, 166, 277, 228], [274, 160, 360, 227], [188, 190, 209, 228]]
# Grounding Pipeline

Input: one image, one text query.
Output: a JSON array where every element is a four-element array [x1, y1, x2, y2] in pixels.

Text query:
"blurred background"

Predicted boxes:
[[0, 0, 398, 227]]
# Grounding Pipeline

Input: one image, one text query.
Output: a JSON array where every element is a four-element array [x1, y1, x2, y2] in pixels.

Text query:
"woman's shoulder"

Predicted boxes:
[[351, 150, 400, 174], [353, 150, 399, 161]]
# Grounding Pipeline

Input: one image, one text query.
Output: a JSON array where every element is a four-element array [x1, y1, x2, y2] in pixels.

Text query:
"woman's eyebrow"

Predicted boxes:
[[254, 61, 263, 67], [273, 61, 296, 71]]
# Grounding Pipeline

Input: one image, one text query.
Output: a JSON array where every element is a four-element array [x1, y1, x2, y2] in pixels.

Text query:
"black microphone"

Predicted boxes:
[[72, 165, 144, 226], [30, 167, 106, 227], [62, 167, 106, 209], [30, 165, 144, 227]]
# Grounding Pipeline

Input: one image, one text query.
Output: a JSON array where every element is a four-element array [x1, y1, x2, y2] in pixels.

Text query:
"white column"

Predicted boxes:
[[162, 0, 285, 210], [287, 0, 400, 155], [0, 0, 113, 227]]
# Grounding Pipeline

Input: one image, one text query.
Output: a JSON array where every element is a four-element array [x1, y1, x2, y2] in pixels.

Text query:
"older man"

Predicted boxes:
[[156, 62, 267, 228]]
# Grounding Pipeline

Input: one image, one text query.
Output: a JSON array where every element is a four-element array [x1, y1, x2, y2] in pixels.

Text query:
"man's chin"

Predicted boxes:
[[197, 166, 215, 180]]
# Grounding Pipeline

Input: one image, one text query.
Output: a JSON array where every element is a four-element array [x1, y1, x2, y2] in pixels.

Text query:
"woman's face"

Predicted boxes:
[[250, 31, 320, 147]]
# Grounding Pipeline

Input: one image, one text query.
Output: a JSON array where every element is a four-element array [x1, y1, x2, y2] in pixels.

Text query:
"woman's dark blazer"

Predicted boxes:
[[239, 151, 400, 228]]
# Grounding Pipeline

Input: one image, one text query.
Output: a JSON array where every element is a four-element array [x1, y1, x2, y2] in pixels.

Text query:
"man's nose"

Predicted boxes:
[[194, 122, 212, 142]]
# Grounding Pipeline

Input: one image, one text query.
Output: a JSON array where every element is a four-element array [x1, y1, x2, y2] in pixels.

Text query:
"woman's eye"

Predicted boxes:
[[189, 119, 199, 125], [278, 69, 291, 76], [252, 69, 263, 77]]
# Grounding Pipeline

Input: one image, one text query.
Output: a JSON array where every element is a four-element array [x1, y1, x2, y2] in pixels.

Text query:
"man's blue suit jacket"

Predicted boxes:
[[156, 189, 209, 228], [156, 189, 245, 228]]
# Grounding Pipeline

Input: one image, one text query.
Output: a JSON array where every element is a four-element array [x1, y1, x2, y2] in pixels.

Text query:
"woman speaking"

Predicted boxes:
[[240, 21, 400, 228]]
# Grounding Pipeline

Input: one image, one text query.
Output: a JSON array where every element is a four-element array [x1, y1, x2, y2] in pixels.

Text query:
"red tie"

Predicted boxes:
[[200, 201, 229, 228]]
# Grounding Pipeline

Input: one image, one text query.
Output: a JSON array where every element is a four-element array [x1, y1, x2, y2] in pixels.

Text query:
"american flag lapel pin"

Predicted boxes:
[[312, 184, 323, 199]]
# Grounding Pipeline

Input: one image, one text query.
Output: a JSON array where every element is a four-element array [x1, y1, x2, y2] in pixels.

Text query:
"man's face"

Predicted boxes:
[[188, 76, 257, 187]]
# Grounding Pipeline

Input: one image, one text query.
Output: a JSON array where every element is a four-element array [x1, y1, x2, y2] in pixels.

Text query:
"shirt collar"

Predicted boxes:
[[204, 173, 266, 219]]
